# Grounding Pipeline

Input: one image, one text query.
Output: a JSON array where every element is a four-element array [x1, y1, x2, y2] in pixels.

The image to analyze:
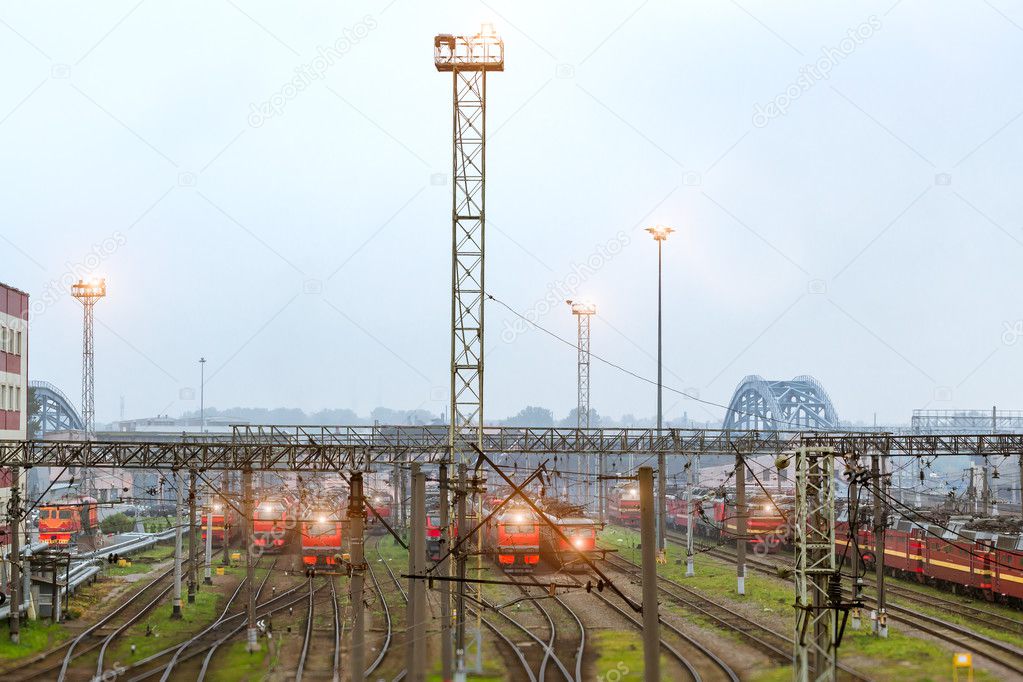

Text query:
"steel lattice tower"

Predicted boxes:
[[435, 26, 503, 677], [567, 300, 595, 505], [794, 446, 838, 682]]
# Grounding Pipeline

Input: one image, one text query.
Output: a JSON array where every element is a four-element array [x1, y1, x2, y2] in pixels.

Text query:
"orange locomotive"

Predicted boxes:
[[607, 485, 640, 527], [201, 503, 238, 547], [539, 513, 601, 571], [253, 498, 290, 553], [39, 497, 98, 545]]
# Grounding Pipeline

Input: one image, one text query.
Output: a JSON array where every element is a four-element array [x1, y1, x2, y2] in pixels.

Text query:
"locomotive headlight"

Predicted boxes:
[[318, 515, 327, 524], [262, 504, 272, 513], [762, 504, 773, 512], [573, 538, 585, 549], [213, 504, 223, 512], [513, 513, 525, 524]]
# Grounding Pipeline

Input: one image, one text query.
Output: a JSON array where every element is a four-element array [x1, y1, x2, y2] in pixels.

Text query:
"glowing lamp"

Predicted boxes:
[[954, 653, 972, 668]]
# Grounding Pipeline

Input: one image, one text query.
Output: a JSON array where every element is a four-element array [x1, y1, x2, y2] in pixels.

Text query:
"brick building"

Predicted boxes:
[[0, 282, 28, 548]]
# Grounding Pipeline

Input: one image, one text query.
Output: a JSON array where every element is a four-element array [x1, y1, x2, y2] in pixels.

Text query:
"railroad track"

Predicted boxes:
[[12, 547, 216, 682], [365, 549, 393, 678], [695, 541, 1023, 678], [503, 572, 583, 682]]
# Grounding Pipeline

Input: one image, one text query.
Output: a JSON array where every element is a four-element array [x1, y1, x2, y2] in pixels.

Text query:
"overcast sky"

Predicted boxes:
[[2, 1, 1022, 426]]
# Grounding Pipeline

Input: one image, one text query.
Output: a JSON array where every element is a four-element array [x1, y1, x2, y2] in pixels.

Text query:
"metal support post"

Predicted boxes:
[[221, 471, 231, 567], [349, 471, 366, 682], [686, 452, 695, 577], [871, 453, 887, 638], [736, 448, 746, 596], [243, 468, 257, 652], [455, 463, 467, 675], [188, 468, 197, 603], [639, 466, 659, 682], [794, 447, 838, 682], [439, 463, 453, 682], [171, 469, 183, 619], [407, 465, 426, 682], [204, 490, 213, 585], [8, 467, 20, 643]]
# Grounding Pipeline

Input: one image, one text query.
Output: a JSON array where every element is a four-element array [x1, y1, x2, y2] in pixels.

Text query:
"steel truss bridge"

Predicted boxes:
[[29, 380, 84, 433], [723, 375, 839, 430], [1, 426, 1022, 472]]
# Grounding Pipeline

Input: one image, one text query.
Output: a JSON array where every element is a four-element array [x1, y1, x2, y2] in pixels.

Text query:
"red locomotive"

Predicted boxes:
[[484, 506, 540, 573], [301, 509, 343, 566], [607, 485, 640, 527], [253, 498, 290, 553], [39, 497, 98, 546], [539, 513, 601, 571]]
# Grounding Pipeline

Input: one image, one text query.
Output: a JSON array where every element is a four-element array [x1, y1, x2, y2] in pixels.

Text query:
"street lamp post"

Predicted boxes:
[[199, 357, 206, 433], [646, 225, 674, 556]]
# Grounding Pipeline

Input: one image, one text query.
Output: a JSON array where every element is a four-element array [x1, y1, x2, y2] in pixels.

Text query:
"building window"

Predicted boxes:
[[14, 331, 21, 355]]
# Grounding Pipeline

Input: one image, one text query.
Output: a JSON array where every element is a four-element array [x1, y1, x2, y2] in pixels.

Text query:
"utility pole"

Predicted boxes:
[[454, 463, 467, 678], [872, 452, 887, 638], [204, 489, 213, 585], [171, 469, 183, 619], [435, 28, 503, 671], [8, 467, 20, 643], [407, 465, 426, 682], [221, 471, 231, 567], [188, 469, 197, 603], [735, 448, 746, 596], [639, 466, 659, 682], [199, 357, 206, 432], [243, 468, 257, 652], [349, 472, 367, 682], [439, 463, 453, 682], [685, 451, 695, 577]]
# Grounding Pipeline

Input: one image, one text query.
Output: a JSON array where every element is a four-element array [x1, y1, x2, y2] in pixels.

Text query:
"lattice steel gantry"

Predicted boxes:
[[436, 26, 503, 681], [793, 446, 839, 682]]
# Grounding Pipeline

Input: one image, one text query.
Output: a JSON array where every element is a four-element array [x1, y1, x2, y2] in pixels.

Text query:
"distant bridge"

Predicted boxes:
[[30, 380, 84, 433], [722, 375, 838, 431]]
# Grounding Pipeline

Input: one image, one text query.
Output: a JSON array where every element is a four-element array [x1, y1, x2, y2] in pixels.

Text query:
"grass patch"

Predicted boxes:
[[0, 619, 69, 659], [107, 585, 223, 662], [593, 629, 674, 681], [206, 639, 272, 682]]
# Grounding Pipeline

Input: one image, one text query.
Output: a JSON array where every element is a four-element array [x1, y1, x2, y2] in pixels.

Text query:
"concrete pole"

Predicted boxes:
[[392, 459, 401, 531], [188, 469, 197, 603], [349, 472, 366, 682], [171, 469, 183, 619], [7, 467, 19, 643], [50, 559, 59, 623], [439, 463, 453, 682], [872, 453, 887, 637], [454, 463, 467, 673], [685, 453, 694, 577], [221, 472, 231, 567], [204, 490, 213, 585], [244, 468, 258, 652], [735, 449, 746, 596], [639, 466, 659, 682], [599, 451, 606, 525], [407, 464, 426, 682]]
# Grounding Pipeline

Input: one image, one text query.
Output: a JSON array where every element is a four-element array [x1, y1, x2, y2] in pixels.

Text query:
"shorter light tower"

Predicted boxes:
[[567, 300, 596, 510], [72, 277, 106, 496]]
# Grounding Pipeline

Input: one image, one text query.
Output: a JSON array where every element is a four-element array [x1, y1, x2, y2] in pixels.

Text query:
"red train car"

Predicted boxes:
[[539, 514, 601, 571], [301, 509, 343, 566], [427, 512, 444, 562], [607, 486, 640, 527], [485, 507, 540, 573], [366, 490, 393, 535], [672, 492, 790, 554], [39, 497, 98, 546], [253, 498, 289, 553]]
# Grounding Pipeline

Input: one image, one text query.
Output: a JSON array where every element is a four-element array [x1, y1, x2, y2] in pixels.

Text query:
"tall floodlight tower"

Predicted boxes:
[[567, 300, 595, 508], [72, 278, 106, 494], [435, 25, 503, 681]]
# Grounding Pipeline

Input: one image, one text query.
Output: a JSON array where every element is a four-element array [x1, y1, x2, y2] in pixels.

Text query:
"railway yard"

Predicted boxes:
[[2, 4, 1021, 681]]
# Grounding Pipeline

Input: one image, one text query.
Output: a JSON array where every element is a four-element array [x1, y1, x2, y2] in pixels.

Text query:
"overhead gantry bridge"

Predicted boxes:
[[1, 426, 1022, 471]]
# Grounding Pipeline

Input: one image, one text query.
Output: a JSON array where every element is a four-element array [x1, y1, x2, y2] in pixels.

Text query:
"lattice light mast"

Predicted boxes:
[[567, 300, 595, 508], [72, 278, 105, 492], [793, 446, 840, 682], [436, 25, 503, 679]]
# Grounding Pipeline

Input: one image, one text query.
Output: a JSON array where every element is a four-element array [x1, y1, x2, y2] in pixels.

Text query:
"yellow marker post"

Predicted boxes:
[[953, 652, 973, 682]]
